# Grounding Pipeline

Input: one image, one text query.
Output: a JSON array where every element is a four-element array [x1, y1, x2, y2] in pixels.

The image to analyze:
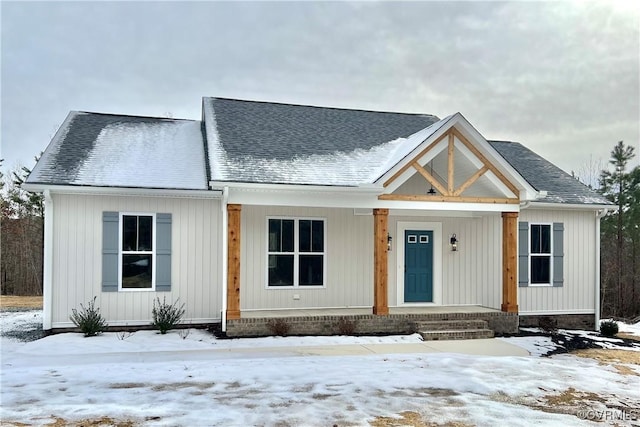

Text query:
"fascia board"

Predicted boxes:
[[209, 180, 382, 194], [524, 202, 616, 211], [21, 183, 222, 199]]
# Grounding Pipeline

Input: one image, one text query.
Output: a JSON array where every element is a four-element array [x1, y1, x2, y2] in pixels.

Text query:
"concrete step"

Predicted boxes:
[[419, 328, 495, 341], [415, 319, 489, 331]]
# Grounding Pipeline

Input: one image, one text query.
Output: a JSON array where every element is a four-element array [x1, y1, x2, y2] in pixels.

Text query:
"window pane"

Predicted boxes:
[[299, 220, 311, 252], [268, 255, 294, 286], [299, 255, 323, 286], [122, 216, 137, 251], [540, 225, 551, 253], [122, 254, 152, 288], [268, 219, 281, 252], [312, 220, 324, 252], [531, 225, 541, 254], [531, 256, 550, 284], [282, 220, 295, 252], [138, 216, 153, 251]]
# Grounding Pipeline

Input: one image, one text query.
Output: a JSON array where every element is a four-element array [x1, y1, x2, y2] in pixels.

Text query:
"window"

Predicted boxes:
[[530, 224, 552, 285], [267, 218, 325, 287], [120, 214, 155, 289], [102, 212, 171, 292]]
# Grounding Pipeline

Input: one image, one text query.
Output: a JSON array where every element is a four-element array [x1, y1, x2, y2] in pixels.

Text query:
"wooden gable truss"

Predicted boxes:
[[379, 128, 520, 204]]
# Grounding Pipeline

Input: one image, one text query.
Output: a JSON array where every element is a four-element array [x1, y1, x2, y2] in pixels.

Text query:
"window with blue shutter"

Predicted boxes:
[[518, 221, 564, 287], [102, 212, 171, 292]]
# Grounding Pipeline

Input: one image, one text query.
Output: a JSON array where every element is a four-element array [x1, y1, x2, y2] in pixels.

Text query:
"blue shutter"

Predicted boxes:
[[102, 212, 119, 292], [156, 213, 172, 291], [552, 222, 564, 287], [518, 222, 529, 287]]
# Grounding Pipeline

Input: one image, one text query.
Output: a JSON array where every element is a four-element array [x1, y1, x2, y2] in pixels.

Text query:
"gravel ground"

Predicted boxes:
[[0, 308, 45, 342]]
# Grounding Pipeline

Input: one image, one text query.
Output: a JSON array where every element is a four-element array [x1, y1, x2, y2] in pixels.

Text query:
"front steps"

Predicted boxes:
[[416, 319, 494, 341]]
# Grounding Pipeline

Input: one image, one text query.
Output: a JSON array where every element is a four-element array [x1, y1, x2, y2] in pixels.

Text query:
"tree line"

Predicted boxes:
[[1, 144, 639, 319], [1, 157, 44, 296]]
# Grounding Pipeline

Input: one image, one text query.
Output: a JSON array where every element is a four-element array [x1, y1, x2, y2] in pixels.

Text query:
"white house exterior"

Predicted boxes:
[[24, 98, 612, 335]]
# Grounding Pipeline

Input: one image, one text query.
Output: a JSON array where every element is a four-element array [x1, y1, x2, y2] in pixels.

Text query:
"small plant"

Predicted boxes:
[[178, 327, 191, 340], [600, 320, 619, 337], [116, 330, 134, 341], [152, 297, 185, 334], [266, 318, 290, 336], [70, 296, 108, 337], [336, 318, 356, 335], [538, 316, 558, 334]]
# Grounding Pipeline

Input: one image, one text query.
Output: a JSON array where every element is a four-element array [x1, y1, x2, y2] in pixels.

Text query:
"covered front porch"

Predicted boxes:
[[226, 305, 518, 338]]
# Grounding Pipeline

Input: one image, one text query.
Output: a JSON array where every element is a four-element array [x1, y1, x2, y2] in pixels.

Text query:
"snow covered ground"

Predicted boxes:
[[1, 310, 639, 427]]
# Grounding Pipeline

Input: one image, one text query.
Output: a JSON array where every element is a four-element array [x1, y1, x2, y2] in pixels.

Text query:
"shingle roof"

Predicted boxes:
[[203, 97, 446, 186], [27, 98, 611, 206], [489, 140, 611, 205], [27, 111, 208, 190]]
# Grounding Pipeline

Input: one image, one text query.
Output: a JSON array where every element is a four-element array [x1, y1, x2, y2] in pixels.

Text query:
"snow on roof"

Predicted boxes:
[[27, 99, 612, 206], [203, 97, 441, 186], [27, 112, 208, 190]]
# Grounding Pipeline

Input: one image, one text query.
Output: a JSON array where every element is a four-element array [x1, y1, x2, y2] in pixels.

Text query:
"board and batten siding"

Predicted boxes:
[[240, 206, 374, 310], [388, 214, 502, 309], [50, 193, 222, 328], [518, 209, 597, 314]]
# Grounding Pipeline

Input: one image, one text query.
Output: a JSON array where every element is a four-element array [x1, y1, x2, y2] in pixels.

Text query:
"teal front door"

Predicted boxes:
[[404, 230, 433, 302]]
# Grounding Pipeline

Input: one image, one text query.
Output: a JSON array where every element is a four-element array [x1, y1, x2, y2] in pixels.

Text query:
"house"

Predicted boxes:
[[24, 98, 612, 337]]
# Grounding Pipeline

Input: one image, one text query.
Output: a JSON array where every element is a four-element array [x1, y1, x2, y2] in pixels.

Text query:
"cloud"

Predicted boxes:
[[1, 1, 638, 175]]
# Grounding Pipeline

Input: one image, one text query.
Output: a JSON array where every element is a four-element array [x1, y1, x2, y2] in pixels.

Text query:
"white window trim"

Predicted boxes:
[[265, 216, 327, 289], [529, 222, 553, 287], [118, 212, 156, 291]]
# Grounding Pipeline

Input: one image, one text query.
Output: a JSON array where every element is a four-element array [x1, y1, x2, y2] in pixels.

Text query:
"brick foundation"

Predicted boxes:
[[518, 314, 596, 330], [225, 311, 519, 337]]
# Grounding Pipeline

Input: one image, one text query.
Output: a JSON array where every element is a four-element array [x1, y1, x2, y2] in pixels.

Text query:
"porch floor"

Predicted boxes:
[[240, 305, 501, 318]]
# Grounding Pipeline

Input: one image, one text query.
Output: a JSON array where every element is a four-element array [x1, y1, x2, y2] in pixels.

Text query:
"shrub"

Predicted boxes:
[[600, 320, 619, 337], [336, 318, 356, 335], [70, 296, 108, 337], [266, 318, 290, 336], [152, 297, 185, 334], [538, 316, 558, 334]]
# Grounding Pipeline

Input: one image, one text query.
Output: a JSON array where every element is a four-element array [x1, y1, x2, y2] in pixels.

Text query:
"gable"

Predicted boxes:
[[377, 113, 533, 204]]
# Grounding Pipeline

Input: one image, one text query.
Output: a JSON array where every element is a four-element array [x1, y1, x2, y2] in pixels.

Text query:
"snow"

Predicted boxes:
[[2, 311, 639, 426], [204, 98, 454, 186], [74, 119, 208, 190]]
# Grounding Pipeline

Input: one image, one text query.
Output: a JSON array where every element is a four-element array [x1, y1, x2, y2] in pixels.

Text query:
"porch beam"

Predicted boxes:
[[227, 204, 242, 320], [383, 131, 450, 188], [447, 132, 455, 194], [378, 194, 519, 204], [373, 208, 389, 315], [412, 162, 449, 195], [501, 212, 519, 313], [451, 128, 521, 197]]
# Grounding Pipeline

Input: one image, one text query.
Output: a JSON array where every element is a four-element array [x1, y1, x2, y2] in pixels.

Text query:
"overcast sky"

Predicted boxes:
[[2, 1, 639, 184]]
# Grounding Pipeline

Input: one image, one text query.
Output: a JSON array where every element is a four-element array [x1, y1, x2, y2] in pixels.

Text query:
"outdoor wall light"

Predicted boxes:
[[387, 234, 393, 251], [450, 234, 458, 251]]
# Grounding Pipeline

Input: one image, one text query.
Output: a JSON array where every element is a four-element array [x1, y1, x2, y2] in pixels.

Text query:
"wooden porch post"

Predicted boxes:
[[373, 208, 389, 315], [227, 204, 242, 320], [501, 212, 519, 313]]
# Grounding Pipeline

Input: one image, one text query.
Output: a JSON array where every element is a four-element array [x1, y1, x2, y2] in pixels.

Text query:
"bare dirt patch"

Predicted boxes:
[[370, 411, 473, 427], [573, 349, 640, 376], [619, 333, 640, 342], [0, 296, 43, 309]]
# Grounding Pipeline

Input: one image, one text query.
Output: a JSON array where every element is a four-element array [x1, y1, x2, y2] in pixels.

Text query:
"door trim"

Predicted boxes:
[[396, 221, 442, 306]]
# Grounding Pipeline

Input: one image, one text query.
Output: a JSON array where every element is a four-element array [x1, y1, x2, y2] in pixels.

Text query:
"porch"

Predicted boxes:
[[226, 305, 519, 338]]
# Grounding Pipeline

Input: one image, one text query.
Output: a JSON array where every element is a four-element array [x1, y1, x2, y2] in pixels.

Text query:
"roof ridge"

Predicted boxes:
[[72, 110, 197, 122], [203, 97, 439, 119]]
